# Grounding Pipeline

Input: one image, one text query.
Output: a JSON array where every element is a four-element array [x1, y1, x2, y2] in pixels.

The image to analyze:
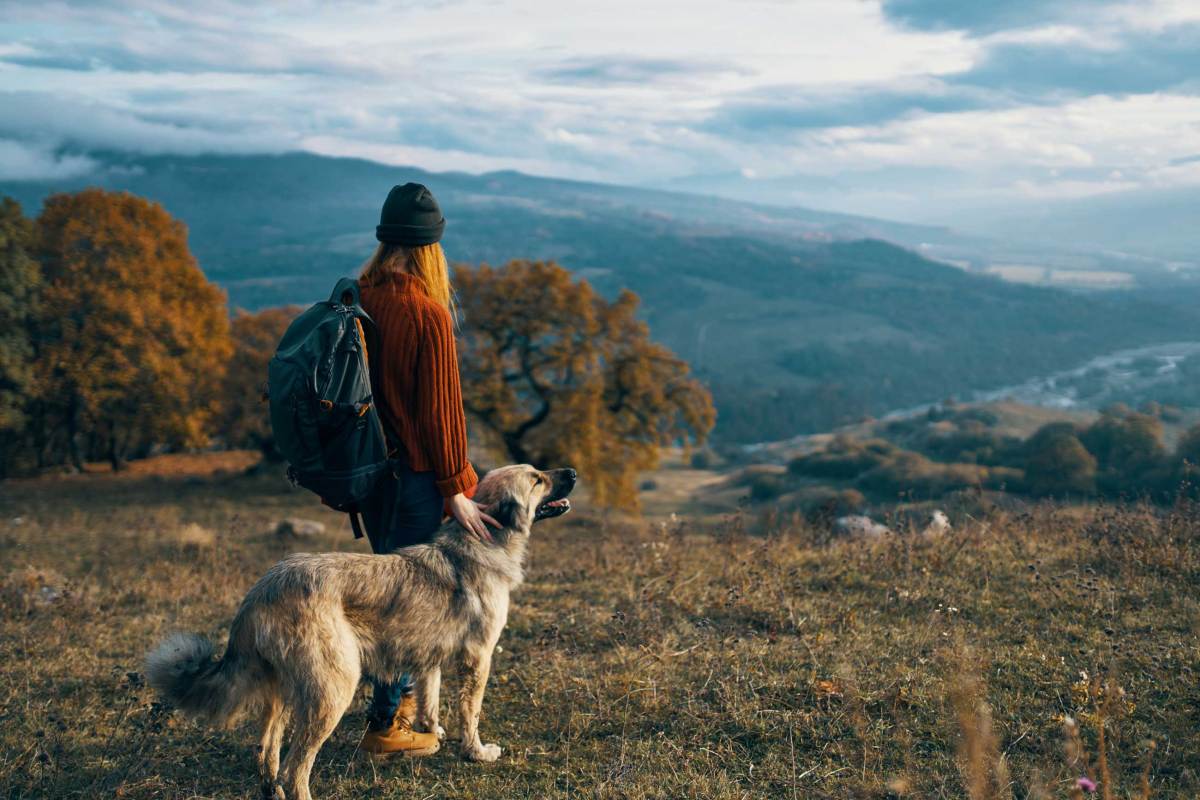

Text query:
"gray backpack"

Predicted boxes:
[[267, 278, 391, 538]]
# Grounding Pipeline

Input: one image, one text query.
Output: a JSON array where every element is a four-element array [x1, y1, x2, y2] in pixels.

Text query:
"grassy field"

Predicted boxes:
[[1, 455, 1198, 799]]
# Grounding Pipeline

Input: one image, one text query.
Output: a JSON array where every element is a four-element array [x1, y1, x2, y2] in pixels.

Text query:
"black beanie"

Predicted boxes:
[[376, 182, 446, 245]]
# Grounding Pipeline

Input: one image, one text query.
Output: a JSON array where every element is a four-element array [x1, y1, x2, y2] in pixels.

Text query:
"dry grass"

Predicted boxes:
[[1, 460, 1198, 799]]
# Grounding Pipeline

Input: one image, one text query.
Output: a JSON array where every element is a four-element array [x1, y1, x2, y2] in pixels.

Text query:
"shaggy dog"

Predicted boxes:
[[146, 464, 576, 800]]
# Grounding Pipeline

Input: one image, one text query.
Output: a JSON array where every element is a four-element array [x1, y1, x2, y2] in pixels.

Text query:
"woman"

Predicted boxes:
[[356, 182, 498, 757]]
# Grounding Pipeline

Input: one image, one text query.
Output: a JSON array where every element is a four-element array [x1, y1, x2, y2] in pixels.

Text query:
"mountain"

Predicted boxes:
[[952, 184, 1200, 264], [3, 150, 1198, 443]]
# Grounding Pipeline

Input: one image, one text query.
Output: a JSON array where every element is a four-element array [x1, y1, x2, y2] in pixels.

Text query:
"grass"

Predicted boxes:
[[1, 455, 1198, 798]]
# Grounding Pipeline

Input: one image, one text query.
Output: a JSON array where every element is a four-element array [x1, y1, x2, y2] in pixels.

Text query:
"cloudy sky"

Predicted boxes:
[[1, 0, 1199, 223]]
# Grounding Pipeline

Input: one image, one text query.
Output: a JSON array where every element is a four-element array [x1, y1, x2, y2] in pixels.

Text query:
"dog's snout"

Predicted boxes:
[[549, 467, 577, 497]]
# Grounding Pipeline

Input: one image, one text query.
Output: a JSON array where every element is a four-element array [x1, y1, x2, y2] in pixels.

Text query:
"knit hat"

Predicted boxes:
[[376, 182, 446, 245]]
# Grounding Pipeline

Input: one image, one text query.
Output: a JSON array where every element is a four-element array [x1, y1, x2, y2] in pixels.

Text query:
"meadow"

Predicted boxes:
[[1, 455, 1197, 799]]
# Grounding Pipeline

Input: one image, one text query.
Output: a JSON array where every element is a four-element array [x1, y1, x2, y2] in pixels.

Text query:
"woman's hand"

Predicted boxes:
[[448, 493, 500, 543]]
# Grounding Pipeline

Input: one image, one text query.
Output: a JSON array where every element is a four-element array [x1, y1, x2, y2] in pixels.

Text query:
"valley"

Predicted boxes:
[[4, 151, 1199, 444]]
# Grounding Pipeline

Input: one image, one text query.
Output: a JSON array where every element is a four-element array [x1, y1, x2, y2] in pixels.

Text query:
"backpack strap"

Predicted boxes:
[[330, 277, 362, 308], [333, 276, 380, 346], [349, 510, 365, 540]]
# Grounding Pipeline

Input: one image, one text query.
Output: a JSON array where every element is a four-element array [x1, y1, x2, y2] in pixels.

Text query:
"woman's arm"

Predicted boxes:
[[415, 303, 478, 497], [416, 305, 498, 539]]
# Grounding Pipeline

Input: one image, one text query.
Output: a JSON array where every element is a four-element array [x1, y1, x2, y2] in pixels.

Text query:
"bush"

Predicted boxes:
[[1079, 411, 1167, 496], [922, 429, 1023, 466], [925, 405, 999, 427], [980, 465, 1025, 492], [1024, 423, 1095, 497], [749, 474, 787, 502], [788, 437, 896, 480], [799, 486, 867, 520], [689, 449, 715, 469], [856, 452, 994, 498]]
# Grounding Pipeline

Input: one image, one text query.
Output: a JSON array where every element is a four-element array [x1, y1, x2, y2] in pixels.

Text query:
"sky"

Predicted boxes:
[[1, 0, 1199, 224]]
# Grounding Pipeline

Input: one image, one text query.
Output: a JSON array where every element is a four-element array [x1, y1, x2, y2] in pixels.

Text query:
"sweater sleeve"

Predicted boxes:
[[417, 303, 478, 497]]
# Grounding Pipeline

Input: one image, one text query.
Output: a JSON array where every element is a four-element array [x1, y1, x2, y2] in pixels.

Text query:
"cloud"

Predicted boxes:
[[537, 57, 743, 86], [300, 134, 609, 181], [1, 0, 1199, 225], [701, 81, 998, 134], [950, 23, 1200, 97], [0, 91, 290, 159], [0, 139, 95, 180], [881, 0, 1117, 34], [0, 2, 403, 78]]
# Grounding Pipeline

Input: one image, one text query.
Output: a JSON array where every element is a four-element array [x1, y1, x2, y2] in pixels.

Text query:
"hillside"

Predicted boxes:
[[1, 456, 1196, 798], [3, 151, 1198, 442]]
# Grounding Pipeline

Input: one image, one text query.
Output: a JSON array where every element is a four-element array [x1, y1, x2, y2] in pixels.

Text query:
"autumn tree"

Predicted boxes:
[[219, 306, 301, 459], [454, 260, 715, 509], [0, 198, 39, 476], [33, 189, 231, 470]]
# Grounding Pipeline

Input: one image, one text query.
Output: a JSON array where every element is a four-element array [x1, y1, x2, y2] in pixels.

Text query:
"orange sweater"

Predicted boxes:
[[359, 273, 478, 497]]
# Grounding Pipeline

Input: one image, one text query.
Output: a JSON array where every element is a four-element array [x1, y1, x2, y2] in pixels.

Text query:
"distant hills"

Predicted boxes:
[[3, 150, 1198, 443]]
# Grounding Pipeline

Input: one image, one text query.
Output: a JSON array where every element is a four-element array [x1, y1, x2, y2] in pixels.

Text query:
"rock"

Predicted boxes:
[[833, 514, 892, 539], [922, 510, 952, 536], [274, 517, 326, 539]]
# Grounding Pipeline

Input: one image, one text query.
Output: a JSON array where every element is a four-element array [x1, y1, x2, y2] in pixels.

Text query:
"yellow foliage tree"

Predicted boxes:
[[0, 198, 37, 433], [0, 198, 39, 477], [455, 260, 715, 509], [219, 306, 301, 459], [33, 189, 231, 470]]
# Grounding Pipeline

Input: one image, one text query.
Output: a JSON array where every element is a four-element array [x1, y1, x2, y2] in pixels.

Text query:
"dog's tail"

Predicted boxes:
[[145, 632, 259, 727]]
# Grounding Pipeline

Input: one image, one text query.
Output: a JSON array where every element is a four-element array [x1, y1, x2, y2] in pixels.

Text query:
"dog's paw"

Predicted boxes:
[[462, 742, 502, 762], [416, 719, 446, 740]]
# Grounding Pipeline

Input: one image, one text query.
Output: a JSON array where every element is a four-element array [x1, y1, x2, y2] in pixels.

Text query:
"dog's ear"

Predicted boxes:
[[489, 497, 520, 529]]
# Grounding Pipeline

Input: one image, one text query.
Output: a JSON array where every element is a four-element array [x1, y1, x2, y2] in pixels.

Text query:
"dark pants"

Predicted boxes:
[[359, 463, 444, 724]]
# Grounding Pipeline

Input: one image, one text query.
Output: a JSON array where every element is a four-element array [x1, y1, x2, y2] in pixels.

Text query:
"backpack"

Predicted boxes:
[[267, 278, 391, 538]]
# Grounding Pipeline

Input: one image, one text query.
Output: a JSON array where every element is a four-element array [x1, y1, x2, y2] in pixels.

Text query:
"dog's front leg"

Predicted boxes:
[[413, 667, 445, 740], [458, 644, 501, 762]]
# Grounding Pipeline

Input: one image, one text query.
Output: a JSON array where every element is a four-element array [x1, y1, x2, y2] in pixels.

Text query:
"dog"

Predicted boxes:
[[146, 464, 576, 800]]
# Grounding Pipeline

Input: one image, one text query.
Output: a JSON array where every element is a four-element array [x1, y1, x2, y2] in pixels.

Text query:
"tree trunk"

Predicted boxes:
[[108, 434, 126, 472], [66, 395, 84, 473]]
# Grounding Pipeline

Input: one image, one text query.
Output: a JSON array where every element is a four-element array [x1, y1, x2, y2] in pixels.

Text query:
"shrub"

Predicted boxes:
[[922, 429, 1023, 466], [799, 486, 867, 520], [788, 437, 896, 480], [1079, 411, 1167, 496], [1177, 423, 1200, 469], [980, 465, 1024, 492], [1023, 423, 1095, 497], [749, 474, 787, 502], [857, 452, 994, 498]]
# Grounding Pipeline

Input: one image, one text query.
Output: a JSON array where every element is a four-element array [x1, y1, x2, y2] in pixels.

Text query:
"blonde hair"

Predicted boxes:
[[360, 241, 454, 312]]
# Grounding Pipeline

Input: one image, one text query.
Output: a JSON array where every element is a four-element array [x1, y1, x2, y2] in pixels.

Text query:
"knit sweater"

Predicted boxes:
[[359, 272, 478, 497]]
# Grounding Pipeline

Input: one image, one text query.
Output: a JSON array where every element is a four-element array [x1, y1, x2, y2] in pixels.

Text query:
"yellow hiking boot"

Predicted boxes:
[[360, 694, 440, 757]]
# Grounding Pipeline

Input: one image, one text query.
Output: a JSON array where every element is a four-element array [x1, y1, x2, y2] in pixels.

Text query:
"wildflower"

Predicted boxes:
[[1076, 776, 1097, 793]]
